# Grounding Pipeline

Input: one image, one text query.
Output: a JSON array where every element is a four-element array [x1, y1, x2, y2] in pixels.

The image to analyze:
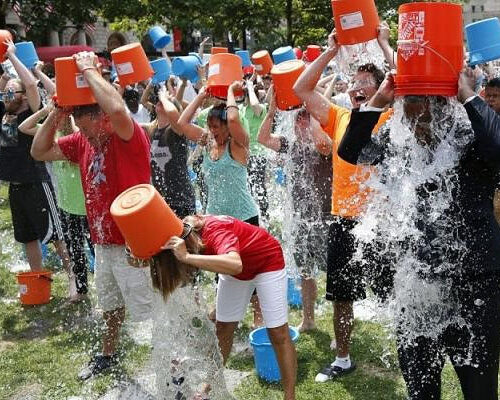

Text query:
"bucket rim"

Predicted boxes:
[[16, 269, 52, 278], [249, 326, 299, 346]]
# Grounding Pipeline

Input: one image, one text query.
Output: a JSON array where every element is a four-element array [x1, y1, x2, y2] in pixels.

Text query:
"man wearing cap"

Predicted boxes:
[[31, 51, 153, 379]]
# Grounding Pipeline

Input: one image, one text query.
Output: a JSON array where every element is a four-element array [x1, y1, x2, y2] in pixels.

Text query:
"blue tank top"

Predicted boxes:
[[202, 142, 259, 221]]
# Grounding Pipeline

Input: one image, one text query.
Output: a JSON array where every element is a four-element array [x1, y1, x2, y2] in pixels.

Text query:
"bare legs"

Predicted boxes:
[[334, 301, 354, 358], [103, 307, 125, 356], [299, 278, 317, 332]]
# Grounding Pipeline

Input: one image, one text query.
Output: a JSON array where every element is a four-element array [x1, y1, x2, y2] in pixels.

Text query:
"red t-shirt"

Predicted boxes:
[[58, 121, 151, 244], [201, 215, 285, 280]]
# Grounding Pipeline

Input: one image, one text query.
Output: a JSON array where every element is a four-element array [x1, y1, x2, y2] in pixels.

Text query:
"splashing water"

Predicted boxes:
[[335, 39, 387, 76]]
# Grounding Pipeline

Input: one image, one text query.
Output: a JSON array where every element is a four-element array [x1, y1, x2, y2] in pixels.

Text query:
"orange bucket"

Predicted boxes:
[[17, 270, 52, 305], [111, 43, 154, 87], [394, 2, 463, 97], [110, 184, 183, 259], [0, 30, 12, 61], [331, 0, 380, 45], [211, 46, 228, 55], [207, 53, 243, 98], [54, 57, 97, 106], [271, 59, 306, 111], [252, 50, 274, 76]]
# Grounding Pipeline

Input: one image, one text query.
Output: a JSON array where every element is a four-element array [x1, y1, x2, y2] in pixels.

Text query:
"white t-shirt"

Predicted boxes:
[[129, 104, 151, 124]]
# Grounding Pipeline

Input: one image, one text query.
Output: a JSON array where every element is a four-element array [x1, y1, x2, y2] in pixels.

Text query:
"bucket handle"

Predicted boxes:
[[397, 39, 459, 77]]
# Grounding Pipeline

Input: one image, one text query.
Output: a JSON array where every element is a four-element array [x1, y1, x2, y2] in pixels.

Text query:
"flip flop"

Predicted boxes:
[[315, 362, 356, 382]]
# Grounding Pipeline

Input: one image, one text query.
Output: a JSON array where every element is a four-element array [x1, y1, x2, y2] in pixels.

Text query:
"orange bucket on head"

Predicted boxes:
[[271, 59, 306, 111], [207, 53, 243, 99], [111, 184, 184, 259], [252, 50, 273, 76], [0, 30, 12, 61], [111, 43, 154, 87], [394, 2, 463, 97], [331, 0, 380, 45], [211, 46, 228, 55], [17, 270, 52, 305], [54, 57, 97, 106]]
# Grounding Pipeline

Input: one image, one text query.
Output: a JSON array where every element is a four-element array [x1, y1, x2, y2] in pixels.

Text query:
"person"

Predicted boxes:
[[0, 40, 67, 274], [31, 50, 153, 379], [124, 87, 151, 124], [337, 68, 500, 400], [258, 88, 332, 332], [293, 28, 393, 382], [157, 214, 297, 400]]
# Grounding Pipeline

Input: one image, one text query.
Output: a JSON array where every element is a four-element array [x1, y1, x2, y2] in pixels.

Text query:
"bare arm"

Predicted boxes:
[[377, 21, 397, 70], [158, 88, 184, 135], [177, 88, 206, 141], [310, 117, 332, 156], [19, 103, 52, 135], [0, 73, 9, 91], [226, 81, 249, 148], [140, 80, 155, 114], [176, 78, 187, 104], [257, 87, 282, 152], [198, 37, 210, 60], [31, 108, 68, 161], [74, 51, 134, 141], [246, 79, 265, 116], [32, 62, 56, 95], [323, 78, 336, 99]]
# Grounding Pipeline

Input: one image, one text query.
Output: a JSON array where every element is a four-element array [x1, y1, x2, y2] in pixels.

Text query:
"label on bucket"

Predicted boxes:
[[340, 11, 364, 30], [19, 284, 27, 295], [255, 64, 263, 71], [399, 11, 426, 60], [208, 64, 220, 77], [75, 73, 89, 89], [116, 62, 134, 75]]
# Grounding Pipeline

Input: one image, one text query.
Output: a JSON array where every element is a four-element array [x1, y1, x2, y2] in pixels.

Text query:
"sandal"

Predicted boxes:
[[315, 361, 356, 382]]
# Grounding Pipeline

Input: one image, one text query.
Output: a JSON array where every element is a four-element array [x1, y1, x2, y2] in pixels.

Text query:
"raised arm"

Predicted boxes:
[[293, 30, 339, 126], [140, 80, 155, 114], [246, 78, 265, 116], [257, 87, 282, 152], [226, 81, 249, 149], [19, 102, 52, 136], [32, 62, 56, 95], [158, 87, 183, 135], [31, 107, 68, 161], [177, 87, 207, 141], [73, 51, 134, 141], [377, 21, 397, 70]]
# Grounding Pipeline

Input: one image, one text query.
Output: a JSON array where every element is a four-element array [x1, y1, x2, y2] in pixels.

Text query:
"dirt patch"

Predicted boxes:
[[10, 383, 43, 400], [0, 340, 15, 352]]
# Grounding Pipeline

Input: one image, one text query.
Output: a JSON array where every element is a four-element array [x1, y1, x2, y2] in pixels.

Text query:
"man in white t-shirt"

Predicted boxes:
[[124, 88, 151, 124]]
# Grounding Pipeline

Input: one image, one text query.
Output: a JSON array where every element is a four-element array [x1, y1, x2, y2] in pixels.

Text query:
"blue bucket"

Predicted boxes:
[[172, 55, 202, 83], [287, 277, 302, 307], [149, 26, 171, 50], [272, 46, 296, 65], [275, 167, 286, 185], [150, 58, 170, 84], [466, 17, 500, 66], [236, 50, 252, 67], [249, 326, 299, 382], [15, 41, 39, 69]]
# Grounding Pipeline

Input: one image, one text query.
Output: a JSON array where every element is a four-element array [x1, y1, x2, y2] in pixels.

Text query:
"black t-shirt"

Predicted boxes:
[[0, 103, 49, 183]]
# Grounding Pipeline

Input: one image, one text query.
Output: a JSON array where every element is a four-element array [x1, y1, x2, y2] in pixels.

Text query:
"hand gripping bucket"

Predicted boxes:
[[211, 47, 228, 55], [331, 0, 380, 45], [54, 57, 97, 106], [272, 46, 296, 65], [110, 184, 184, 259], [249, 326, 299, 382], [111, 43, 154, 87], [251, 50, 273, 76], [287, 277, 302, 307], [235, 50, 252, 67], [466, 18, 500, 66], [0, 30, 12, 61], [172, 55, 202, 83], [148, 26, 171, 50], [150, 58, 171, 84], [15, 41, 39, 69], [394, 2, 463, 97], [16, 270, 52, 305], [304, 45, 321, 62], [271, 59, 306, 111], [207, 53, 243, 99]]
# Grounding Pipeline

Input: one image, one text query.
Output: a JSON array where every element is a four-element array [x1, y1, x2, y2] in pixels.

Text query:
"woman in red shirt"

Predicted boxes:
[[155, 214, 297, 400]]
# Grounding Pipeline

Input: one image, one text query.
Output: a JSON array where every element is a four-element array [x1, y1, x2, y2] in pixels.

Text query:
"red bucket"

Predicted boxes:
[[394, 2, 463, 97]]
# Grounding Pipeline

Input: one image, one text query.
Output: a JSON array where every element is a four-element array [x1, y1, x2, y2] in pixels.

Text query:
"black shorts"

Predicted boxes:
[[9, 182, 63, 244]]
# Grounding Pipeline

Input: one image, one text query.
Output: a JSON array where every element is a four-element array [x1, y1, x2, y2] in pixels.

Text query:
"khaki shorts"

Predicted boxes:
[[95, 244, 153, 321]]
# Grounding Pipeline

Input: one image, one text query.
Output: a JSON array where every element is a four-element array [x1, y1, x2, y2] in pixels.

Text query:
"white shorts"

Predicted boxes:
[[95, 244, 153, 321], [216, 268, 287, 328]]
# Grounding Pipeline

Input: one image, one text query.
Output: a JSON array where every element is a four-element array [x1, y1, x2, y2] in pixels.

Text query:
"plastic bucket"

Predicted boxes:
[[249, 326, 300, 382], [271, 59, 306, 111], [211, 47, 228, 55], [0, 30, 12, 61], [15, 41, 39, 69], [294, 47, 303, 60], [304, 45, 321, 62], [172, 55, 202, 83], [207, 53, 243, 98], [111, 43, 154, 87], [110, 184, 184, 259], [287, 277, 302, 306], [150, 58, 171, 84], [17, 270, 52, 305], [54, 57, 97, 106], [236, 50, 252, 67], [252, 50, 273, 76], [466, 17, 500, 66], [272, 46, 296, 65], [394, 2, 463, 97], [331, 0, 380, 45], [149, 26, 171, 50]]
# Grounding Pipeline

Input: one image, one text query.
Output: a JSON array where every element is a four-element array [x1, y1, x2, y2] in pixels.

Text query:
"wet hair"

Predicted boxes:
[[207, 103, 228, 123], [357, 63, 385, 88], [124, 88, 140, 102], [71, 103, 102, 119], [486, 78, 500, 89]]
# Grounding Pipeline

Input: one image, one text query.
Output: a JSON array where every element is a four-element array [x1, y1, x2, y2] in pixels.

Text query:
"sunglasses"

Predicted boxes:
[[0, 89, 25, 101]]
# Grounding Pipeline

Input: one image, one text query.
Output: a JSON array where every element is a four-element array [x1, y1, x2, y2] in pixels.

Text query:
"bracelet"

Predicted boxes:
[[226, 105, 239, 111]]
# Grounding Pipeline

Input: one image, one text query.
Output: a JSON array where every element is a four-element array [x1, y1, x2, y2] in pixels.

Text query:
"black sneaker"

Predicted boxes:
[[314, 361, 356, 382], [78, 354, 117, 380]]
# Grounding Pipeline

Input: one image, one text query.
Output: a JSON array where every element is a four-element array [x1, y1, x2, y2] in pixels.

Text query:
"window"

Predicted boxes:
[[472, 5, 476, 12], [481, 5, 485, 12]]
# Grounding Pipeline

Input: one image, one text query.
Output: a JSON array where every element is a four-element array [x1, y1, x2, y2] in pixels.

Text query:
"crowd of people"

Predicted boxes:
[[2, 10, 500, 400]]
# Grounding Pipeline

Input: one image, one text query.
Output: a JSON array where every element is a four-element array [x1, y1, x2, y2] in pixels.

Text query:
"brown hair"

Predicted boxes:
[[150, 217, 206, 300]]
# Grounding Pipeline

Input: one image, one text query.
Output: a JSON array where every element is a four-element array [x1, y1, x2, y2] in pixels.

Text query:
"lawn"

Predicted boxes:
[[0, 183, 472, 399]]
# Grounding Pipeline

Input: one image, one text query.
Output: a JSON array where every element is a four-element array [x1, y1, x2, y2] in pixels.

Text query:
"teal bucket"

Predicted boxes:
[[15, 41, 39, 69], [172, 55, 202, 83], [149, 26, 171, 50], [466, 18, 500, 66], [249, 326, 299, 382], [287, 277, 302, 307], [150, 58, 170, 84]]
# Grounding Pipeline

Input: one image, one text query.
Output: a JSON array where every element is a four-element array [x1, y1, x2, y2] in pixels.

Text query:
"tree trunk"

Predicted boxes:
[[241, 27, 247, 50], [286, 0, 293, 45]]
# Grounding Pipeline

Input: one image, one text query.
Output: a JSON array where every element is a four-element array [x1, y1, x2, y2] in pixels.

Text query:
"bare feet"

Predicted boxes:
[[298, 321, 316, 333], [208, 308, 216, 323], [330, 339, 337, 350], [69, 293, 88, 303]]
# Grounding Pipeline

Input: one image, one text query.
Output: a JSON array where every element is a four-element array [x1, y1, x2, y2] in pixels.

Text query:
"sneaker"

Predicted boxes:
[[78, 354, 117, 380], [315, 361, 356, 383]]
